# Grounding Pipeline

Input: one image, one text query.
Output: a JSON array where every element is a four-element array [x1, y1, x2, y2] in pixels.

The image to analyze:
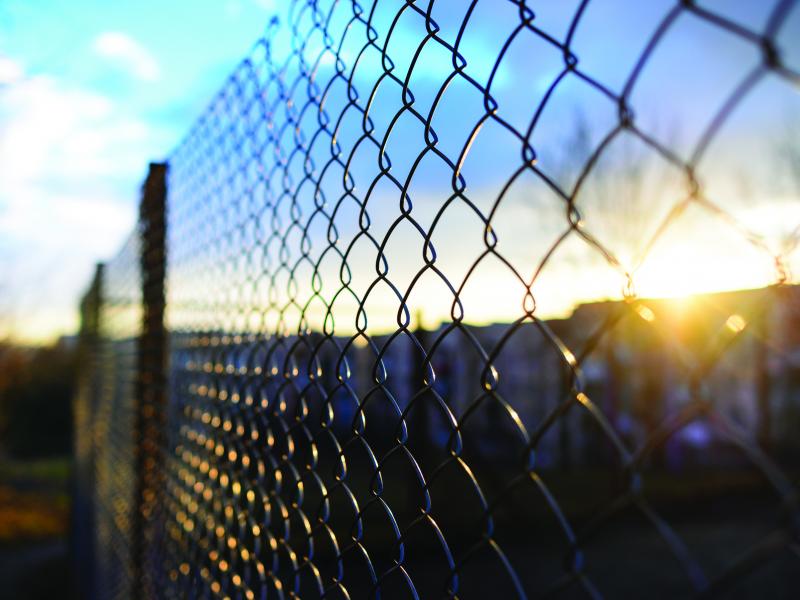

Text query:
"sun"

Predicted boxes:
[[631, 239, 774, 301]]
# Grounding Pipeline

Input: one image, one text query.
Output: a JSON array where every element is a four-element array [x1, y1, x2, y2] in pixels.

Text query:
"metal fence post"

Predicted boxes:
[[134, 162, 168, 598], [74, 263, 104, 600]]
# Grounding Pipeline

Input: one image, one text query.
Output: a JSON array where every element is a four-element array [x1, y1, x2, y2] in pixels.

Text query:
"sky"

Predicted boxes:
[[2, 0, 799, 343], [0, 0, 278, 342]]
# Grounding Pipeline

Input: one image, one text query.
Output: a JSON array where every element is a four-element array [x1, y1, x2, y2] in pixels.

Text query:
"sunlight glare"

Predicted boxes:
[[634, 241, 770, 301]]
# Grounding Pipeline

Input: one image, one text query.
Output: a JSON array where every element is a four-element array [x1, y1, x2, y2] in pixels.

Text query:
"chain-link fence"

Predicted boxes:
[[75, 165, 167, 600], [75, 1, 800, 597]]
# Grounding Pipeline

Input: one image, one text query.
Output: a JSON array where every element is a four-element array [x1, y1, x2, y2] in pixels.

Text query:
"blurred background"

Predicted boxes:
[[0, 2, 277, 597]]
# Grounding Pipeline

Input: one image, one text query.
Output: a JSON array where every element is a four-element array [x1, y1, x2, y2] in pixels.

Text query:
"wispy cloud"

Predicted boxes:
[[0, 64, 158, 341], [0, 56, 24, 85], [92, 31, 161, 82]]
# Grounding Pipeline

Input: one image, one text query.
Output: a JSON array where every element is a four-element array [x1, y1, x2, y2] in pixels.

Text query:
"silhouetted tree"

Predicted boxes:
[[0, 340, 77, 457]]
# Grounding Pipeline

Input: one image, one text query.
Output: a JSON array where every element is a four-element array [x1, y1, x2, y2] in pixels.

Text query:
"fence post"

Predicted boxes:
[[134, 162, 168, 597], [74, 263, 105, 600]]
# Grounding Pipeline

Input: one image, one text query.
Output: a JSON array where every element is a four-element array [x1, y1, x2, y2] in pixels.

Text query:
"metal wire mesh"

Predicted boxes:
[[78, 0, 800, 598], [74, 165, 167, 600], [93, 231, 143, 599]]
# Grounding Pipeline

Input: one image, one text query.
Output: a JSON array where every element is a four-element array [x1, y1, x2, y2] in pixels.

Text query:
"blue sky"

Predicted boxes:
[[1, 0, 798, 342]]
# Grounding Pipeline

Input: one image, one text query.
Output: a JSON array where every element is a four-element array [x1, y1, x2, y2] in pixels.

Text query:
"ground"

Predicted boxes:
[[0, 457, 73, 600]]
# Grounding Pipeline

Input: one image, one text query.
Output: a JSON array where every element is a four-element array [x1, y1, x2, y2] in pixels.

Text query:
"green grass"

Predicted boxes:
[[0, 456, 71, 486], [0, 456, 71, 544]]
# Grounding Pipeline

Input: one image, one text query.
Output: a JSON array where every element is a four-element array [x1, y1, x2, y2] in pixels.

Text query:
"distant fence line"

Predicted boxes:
[[75, 1, 800, 599]]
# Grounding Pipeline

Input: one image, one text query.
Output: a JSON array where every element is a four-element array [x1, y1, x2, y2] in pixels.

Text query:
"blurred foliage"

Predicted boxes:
[[0, 485, 69, 543], [0, 455, 73, 600], [0, 340, 76, 458], [0, 456, 71, 485]]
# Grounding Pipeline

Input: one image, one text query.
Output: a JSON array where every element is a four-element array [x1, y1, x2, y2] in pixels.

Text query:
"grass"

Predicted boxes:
[[0, 455, 71, 544], [0, 486, 69, 542], [0, 456, 71, 486]]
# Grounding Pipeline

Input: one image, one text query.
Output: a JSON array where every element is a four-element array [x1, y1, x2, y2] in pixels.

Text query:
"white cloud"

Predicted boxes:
[[0, 56, 24, 85], [0, 75, 151, 189], [92, 31, 161, 82], [0, 71, 160, 343]]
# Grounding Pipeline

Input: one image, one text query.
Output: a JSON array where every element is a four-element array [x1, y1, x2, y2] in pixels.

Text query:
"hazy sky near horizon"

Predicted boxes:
[[2, 0, 799, 343]]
